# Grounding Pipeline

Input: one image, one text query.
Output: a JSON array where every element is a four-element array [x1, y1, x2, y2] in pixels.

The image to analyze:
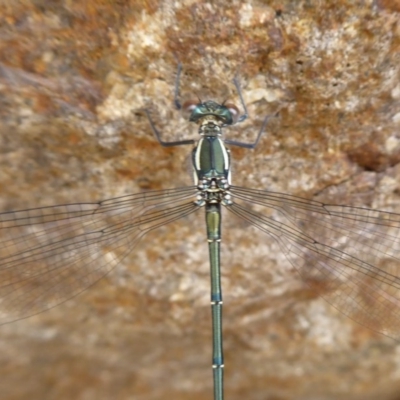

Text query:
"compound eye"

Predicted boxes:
[[181, 100, 200, 120], [182, 99, 204, 122], [224, 103, 240, 123], [182, 100, 199, 112]]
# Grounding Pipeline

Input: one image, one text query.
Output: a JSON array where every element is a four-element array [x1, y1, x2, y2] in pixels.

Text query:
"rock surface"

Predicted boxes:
[[1, 1, 400, 399]]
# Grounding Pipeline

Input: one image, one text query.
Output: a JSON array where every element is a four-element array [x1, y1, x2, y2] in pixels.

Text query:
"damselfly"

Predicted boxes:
[[1, 64, 400, 400]]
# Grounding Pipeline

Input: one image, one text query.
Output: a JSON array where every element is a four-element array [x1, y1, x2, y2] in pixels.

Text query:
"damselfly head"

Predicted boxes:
[[184, 100, 238, 125]]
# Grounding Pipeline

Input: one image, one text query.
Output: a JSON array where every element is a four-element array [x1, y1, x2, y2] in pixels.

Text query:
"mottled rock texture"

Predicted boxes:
[[1, 1, 400, 400]]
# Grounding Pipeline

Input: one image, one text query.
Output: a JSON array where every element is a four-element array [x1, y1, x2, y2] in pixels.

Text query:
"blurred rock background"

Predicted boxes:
[[1, 1, 400, 399]]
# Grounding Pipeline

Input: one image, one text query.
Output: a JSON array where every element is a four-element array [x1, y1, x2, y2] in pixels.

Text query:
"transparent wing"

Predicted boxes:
[[0, 186, 199, 324], [228, 185, 400, 340]]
